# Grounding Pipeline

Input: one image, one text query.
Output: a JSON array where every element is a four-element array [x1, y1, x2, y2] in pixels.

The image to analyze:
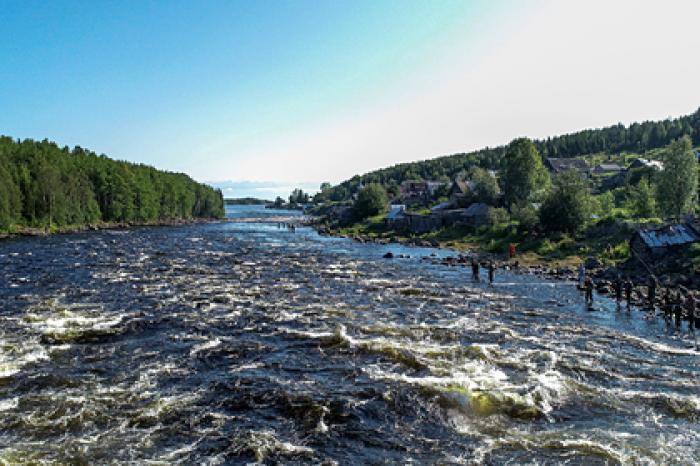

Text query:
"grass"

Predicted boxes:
[[331, 211, 641, 269]]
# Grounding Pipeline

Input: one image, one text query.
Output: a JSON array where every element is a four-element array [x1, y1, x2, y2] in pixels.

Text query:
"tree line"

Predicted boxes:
[[347, 134, 698, 236], [503, 136, 698, 235], [321, 108, 700, 202], [0, 136, 224, 231]]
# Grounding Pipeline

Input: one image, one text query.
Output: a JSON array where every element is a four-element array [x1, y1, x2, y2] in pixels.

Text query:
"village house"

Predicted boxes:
[[630, 222, 700, 259], [385, 202, 492, 234], [448, 180, 473, 202], [600, 171, 627, 190], [545, 158, 591, 177], [399, 180, 445, 202], [461, 203, 492, 228], [384, 204, 408, 229], [425, 181, 445, 196], [592, 163, 623, 175], [430, 200, 455, 212], [628, 158, 664, 171]]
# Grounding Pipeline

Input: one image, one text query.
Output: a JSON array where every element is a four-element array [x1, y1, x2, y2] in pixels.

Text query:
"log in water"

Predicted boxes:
[[0, 205, 698, 464]]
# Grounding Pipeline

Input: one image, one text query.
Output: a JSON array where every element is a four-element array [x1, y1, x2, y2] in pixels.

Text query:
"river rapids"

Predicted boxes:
[[0, 206, 698, 464]]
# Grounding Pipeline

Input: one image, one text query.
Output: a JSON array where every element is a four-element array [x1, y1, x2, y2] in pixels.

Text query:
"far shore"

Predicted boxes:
[[0, 217, 224, 241], [310, 222, 700, 306]]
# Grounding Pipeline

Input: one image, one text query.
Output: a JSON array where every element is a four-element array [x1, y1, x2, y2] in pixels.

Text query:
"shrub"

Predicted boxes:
[[488, 207, 510, 225], [539, 171, 593, 235], [511, 203, 539, 232]]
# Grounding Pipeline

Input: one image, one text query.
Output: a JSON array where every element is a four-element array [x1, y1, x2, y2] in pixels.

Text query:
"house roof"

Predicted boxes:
[[400, 180, 426, 189], [594, 163, 623, 172], [629, 158, 664, 170], [545, 158, 590, 173], [463, 202, 491, 217], [430, 201, 455, 212], [386, 205, 406, 220], [450, 180, 470, 194], [636, 224, 700, 249]]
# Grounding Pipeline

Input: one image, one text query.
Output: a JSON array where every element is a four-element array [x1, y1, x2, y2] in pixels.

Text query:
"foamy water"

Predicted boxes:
[[0, 205, 698, 464]]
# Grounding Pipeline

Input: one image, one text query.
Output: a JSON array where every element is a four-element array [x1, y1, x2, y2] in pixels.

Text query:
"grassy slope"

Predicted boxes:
[[334, 215, 640, 268]]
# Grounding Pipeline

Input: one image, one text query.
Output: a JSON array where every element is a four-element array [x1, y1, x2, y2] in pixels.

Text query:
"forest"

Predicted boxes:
[[0, 136, 224, 232], [319, 108, 700, 202]]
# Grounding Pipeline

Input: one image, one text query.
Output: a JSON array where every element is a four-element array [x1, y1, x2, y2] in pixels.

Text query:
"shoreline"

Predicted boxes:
[[314, 224, 581, 279], [310, 222, 700, 304], [0, 217, 224, 241]]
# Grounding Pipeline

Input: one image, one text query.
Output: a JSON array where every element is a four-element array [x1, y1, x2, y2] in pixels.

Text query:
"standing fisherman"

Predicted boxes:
[[624, 279, 634, 310], [685, 291, 696, 336], [584, 276, 594, 307], [648, 276, 658, 309], [674, 287, 684, 329], [471, 259, 480, 282], [662, 287, 673, 322], [488, 262, 495, 286], [613, 277, 623, 307]]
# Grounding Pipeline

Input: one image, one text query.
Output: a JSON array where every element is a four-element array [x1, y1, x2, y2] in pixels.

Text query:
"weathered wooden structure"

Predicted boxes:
[[630, 223, 700, 259]]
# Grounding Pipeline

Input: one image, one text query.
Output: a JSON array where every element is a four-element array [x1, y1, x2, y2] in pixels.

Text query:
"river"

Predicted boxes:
[[0, 205, 698, 464]]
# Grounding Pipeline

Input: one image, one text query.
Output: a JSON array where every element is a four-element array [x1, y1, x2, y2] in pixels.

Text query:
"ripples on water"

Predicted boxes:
[[0, 206, 698, 464]]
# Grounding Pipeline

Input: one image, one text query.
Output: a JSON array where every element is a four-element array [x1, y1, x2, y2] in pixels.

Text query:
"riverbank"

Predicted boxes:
[[0, 217, 223, 240], [312, 219, 700, 301]]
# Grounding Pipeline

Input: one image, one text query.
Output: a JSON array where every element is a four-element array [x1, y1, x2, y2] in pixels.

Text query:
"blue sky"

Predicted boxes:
[[2, 1, 700, 200]]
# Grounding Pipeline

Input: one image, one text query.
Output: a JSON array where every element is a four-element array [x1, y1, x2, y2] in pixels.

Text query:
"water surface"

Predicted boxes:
[[0, 206, 698, 464]]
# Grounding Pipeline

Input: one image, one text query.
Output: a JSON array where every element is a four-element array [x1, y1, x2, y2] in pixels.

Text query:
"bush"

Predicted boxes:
[[511, 203, 539, 232], [625, 178, 657, 218], [488, 207, 510, 225], [596, 191, 615, 217], [537, 239, 556, 255], [539, 171, 592, 235]]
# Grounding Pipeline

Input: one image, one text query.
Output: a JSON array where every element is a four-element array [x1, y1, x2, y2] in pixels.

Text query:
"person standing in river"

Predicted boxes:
[[624, 279, 633, 310], [648, 276, 658, 309], [471, 259, 480, 282], [673, 287, 685, 330], [688, 292, 698, 336], [584, 276, 594, 307], [578, 263, 586, 290], [488, 262, 495, 286], [613, 277, 623, 308], [662, 287, 673, 322]]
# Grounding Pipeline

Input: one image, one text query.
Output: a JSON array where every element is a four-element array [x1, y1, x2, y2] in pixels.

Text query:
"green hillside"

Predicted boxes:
[[319, 108, 700, 202]]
